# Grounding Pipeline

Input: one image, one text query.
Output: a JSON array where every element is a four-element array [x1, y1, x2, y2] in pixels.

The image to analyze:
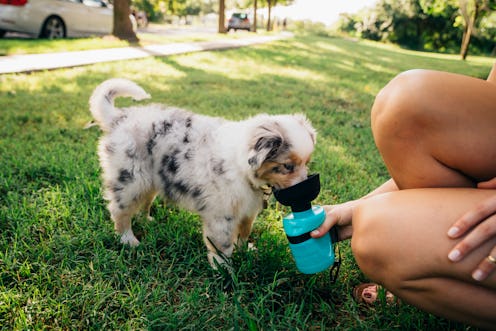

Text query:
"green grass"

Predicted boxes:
[[0, 34, 493, 330]]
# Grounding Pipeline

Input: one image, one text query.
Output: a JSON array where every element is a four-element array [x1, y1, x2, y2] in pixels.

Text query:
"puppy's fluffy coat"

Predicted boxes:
[[90, 78, 316, 267]]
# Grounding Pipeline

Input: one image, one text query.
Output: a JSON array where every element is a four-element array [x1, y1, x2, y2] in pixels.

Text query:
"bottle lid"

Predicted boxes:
[[273, 173, 320, 212]]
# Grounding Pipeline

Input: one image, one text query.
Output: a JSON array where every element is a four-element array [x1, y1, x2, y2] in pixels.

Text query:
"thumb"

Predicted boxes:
[[478, 177, 496, 189], [311, 206, 338, 238]]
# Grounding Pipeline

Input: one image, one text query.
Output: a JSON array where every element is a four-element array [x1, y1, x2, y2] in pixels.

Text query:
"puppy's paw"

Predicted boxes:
[[247, 242, 258, 251], [120, 229, 140, 247], [139, 211, 154, 221], [208, 252, 233, 272]]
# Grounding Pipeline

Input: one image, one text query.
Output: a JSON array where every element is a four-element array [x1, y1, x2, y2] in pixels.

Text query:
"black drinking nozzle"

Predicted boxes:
[[273, 173, 321, 212]]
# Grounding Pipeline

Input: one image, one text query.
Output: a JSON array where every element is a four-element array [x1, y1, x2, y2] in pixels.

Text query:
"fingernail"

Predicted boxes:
[[447, 226, 459, 237], [448, 249, 461, 262], [472, 269, 486, 281], [311, 230, 320, 236]]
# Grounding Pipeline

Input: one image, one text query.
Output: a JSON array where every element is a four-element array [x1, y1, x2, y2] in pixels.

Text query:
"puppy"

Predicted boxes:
[[89, 78, 316, 267]]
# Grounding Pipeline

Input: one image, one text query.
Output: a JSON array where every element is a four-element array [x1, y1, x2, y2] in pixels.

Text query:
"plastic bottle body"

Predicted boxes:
[[283, 206, 335, 274]]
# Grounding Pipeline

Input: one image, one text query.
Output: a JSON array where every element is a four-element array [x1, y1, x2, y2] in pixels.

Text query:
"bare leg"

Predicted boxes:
[[352, 188, 496, 329], [371, 69, 496, 189], [348, 69, 496, 328]]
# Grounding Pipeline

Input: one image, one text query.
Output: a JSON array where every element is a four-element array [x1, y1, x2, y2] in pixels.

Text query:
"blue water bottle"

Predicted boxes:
[[273, 174, 335, 274]]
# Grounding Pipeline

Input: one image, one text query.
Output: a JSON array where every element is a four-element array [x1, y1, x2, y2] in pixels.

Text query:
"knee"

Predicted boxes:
[[371, 69, 433, 150], [351, 196, 397, 284]]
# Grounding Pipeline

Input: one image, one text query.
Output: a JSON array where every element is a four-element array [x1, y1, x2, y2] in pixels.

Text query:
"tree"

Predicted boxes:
[[218, 0, 226, 33], [113, 0, 139, 42], [337, 0, 495, 58], [266, 0, 274, 30], [260, 0, 294, 31], [458, 0, 495, 59], [459, 0, 480, 59], [165, 0, 201, 20], [253, 0, 258, 32]]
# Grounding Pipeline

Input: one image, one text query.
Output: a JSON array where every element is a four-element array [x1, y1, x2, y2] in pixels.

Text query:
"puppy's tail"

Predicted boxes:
[[89, 78, 151, 131]]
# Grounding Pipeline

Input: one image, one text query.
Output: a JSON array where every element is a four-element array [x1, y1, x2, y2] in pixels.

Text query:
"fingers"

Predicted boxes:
[[447, 194, 496, 239], [311, 205, 338, 238], [447, 194, 496, 281], [472, 248, 496, 282], [448, 215, 496, 263]]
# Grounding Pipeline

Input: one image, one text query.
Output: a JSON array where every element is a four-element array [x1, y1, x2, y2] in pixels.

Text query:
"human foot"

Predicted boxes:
[[353, 283, 399, 305]]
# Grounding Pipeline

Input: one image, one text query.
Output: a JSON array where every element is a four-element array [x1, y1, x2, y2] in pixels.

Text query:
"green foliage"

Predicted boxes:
[[290, 20, 332, 37], [167, 0, 201, 17], [132, 0, 164, 21], [131, 0, 206, 22], [335, 0, 496, 56], [0, 34, 492, 330], [419, 0, 458, 15]]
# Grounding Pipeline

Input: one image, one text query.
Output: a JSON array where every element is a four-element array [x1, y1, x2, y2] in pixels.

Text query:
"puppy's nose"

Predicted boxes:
[[291, 171, 308, 186]]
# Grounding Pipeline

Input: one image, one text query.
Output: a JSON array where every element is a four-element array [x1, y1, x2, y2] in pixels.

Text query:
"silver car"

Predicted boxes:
[[227, 13, 251, 32], [0, 0, 134, 38]]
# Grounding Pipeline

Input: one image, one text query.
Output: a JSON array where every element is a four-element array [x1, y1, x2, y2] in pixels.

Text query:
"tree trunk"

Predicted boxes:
[[460, 24, 472, 60], [113, 0, 138, 42], [253, 0, 258, 32], [459, 0, 479, 60], [266, 0, 272, 31], [218, 0, 226, 33]]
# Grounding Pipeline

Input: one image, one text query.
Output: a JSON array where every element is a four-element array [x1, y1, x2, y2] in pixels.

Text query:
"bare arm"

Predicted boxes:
[[311, 179, 399, 240]]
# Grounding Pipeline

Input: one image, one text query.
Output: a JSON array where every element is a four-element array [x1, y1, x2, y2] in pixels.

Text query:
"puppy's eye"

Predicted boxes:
[[283, 163, 295, 172]]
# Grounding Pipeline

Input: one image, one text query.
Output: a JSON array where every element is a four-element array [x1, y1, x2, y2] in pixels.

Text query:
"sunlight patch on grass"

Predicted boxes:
[[174, 51, 328, 82], [55, 81, 82, 95], [313, 41, 348, 54], [116, 59, 188, 82], [276, 66, 328, 82], [363, 62, 398, 76], [332, 60, 360, 73]]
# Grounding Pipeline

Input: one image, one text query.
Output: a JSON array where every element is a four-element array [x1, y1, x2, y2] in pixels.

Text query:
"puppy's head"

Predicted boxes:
[[248, 114, 316, 189]]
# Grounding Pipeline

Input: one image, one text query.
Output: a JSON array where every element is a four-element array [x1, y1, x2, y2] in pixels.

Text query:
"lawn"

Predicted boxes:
[[0, 33, 493, 330]]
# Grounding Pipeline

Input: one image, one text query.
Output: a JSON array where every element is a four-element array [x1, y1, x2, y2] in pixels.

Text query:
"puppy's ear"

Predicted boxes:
[[294, 113, 317, 144], [248, 123, 287, 169]]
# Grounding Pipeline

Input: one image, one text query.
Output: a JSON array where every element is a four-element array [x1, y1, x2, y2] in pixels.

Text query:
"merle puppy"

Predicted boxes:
[[90, 78, 316, 267]]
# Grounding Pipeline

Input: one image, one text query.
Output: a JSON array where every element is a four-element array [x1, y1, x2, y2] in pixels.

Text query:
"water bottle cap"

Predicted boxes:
[[273, 173, 320, 212]]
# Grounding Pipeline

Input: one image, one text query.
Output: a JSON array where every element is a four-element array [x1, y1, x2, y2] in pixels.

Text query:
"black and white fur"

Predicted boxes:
[[89, 78, 316, 267]]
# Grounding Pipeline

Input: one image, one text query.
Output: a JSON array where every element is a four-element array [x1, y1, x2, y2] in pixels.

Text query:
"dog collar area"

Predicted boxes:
[[259, 184, 272, 209]]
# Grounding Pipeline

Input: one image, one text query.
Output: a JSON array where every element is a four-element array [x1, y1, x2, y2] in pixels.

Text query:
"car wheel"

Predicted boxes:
[[40, 16, 66, 39], [0, 30, 6, 38]]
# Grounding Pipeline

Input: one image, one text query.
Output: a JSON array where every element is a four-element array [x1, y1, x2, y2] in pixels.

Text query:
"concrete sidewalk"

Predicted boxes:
[[0, 33, 291, 74]]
